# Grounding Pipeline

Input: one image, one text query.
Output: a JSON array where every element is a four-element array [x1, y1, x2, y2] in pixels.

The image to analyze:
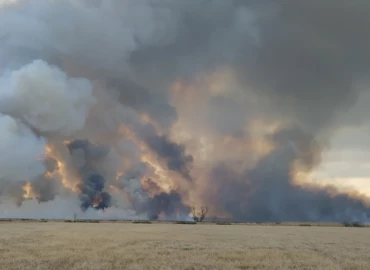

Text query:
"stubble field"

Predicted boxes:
[[0, 221, 369, 270]]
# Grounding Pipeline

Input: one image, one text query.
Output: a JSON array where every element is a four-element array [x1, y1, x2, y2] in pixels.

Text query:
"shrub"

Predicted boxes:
[[132, 220, 152, 224], [0, 219, 12, 222], [174, 221, 197, 225], [343, 221, 365, 227], [343, 221, 352, 227], [216, 222, 232, 225], [72, 220, 100, 223], [352, 222, 365, 228]]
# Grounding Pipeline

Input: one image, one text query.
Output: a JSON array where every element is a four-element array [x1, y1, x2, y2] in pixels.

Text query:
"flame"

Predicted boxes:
[[22, 182, 37, 199], [140, 152, 173, 192], [118, 123, 174, 193], [44, 143, 80, 193], [92, 195, 103, 208]]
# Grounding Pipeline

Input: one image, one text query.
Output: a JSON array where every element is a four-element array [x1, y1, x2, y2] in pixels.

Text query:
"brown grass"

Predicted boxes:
[[0, 222, 369, 270]]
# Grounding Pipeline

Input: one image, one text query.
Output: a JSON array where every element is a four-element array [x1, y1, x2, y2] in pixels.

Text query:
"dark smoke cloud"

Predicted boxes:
[[143, 128, 193, 181], [109, 79, 177, 129], [208, 127, 370, 222], [129, 1, 255, 86], [129, 121, 193, 181], [67, 140, 112, 211], [30, 177, 61, 203], [235, 0, 370, 132], [116, 175, 189, 220], [210, 1, 370, 222], [147, 191, 190, 221]]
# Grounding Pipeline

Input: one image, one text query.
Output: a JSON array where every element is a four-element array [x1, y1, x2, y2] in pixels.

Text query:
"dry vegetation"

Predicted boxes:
[[0, 222, 369, 270]]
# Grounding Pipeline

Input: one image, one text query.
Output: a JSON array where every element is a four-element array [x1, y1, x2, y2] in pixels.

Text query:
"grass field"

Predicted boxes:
[[0, 222, 369, 270]]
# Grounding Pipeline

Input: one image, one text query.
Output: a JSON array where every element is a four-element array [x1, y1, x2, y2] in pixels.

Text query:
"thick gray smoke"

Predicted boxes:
[[147, 191, 191, 221], [140, 124, 193, 181], [207, 127, 370, 222], [0, 114, 45, 183], [117, 106, 193, 181], [109, 79, 177, 129], [0, 0, 370, 222], [235, 0, 370, 133], [116, 168, 190, 220]]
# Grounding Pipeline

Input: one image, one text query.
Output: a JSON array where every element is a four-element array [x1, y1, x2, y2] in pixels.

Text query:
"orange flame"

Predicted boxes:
[[92, 195, 103, 208], [44, 143, 80, 193], [22, 182, 37, 200]]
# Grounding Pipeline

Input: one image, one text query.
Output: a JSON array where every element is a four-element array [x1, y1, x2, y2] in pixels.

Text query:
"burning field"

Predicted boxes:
[[0, 0, 370, 223]]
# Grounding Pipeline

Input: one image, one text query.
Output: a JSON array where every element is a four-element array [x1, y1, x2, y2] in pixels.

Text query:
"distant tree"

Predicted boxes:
[[199, 207, 208, 222], [191, 206, 208, 222], [191, 207, 199, 222]]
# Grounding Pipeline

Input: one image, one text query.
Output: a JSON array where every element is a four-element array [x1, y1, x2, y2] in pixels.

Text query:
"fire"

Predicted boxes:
[[44, 143, 80, 193], [93, 195, 103, 208], [22, 182, 37, 199], [140, 152, 173, 192], [118, 123, 174, 193]]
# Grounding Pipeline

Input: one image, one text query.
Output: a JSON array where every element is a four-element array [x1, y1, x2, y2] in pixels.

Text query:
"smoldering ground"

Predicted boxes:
[[0, 0, 370, 222]]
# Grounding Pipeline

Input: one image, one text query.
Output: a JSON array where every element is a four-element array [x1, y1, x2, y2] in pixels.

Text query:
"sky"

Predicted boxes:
[[312, 91, 370, 196]]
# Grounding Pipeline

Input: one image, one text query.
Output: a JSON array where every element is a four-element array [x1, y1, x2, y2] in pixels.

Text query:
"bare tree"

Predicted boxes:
[[191, 207, 199, 222], [199, 207, 208, 222], [191, 206, 208, 222]]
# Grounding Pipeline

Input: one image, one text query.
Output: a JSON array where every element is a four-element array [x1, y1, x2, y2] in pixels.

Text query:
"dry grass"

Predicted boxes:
[[0, 222, 369, 270]]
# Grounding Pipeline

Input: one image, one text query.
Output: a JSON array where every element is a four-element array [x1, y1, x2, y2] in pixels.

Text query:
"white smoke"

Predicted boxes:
[[0, 0, 182, 76], [0, 196, 78, 219], [0, 60, 95, 136], [0, 114, 45, 182], [122, 178, 150, 205], [0, 193, 144, 220]]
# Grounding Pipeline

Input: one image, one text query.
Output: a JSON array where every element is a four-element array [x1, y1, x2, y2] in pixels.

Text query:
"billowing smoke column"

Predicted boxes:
[[140, 123, 193, 181], [148, 191, 191, 221], [208, 127, 370, 222], [67, 140, 112, 211], [0, 0, 370, 222]]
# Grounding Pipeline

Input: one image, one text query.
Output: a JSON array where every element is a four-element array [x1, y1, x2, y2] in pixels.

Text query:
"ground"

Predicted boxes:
[[0, 221, 369, 270]]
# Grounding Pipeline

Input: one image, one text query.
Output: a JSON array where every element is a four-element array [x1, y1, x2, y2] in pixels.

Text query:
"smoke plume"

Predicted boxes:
[[0, 0, 370, 222]]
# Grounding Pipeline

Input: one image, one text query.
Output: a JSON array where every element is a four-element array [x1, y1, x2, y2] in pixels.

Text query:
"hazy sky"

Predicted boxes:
[[310, 90, 370, 195]]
